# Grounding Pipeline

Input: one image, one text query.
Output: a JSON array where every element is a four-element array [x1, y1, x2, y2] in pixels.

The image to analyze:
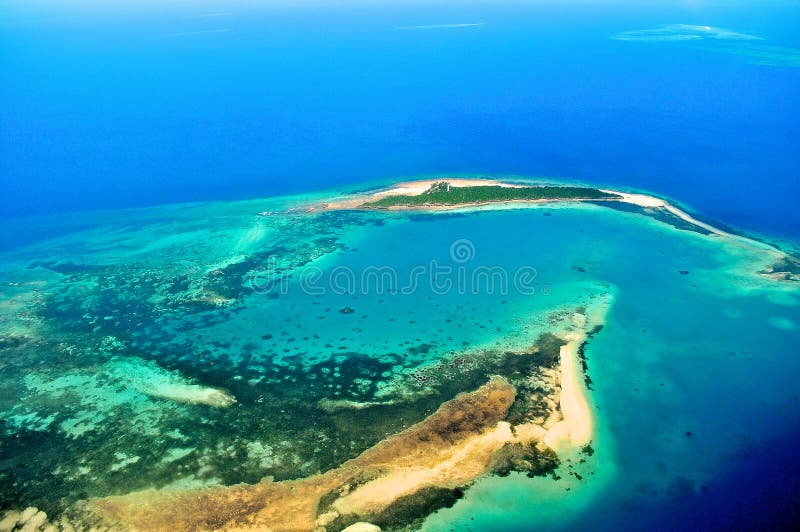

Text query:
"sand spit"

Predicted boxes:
[[605, 190, 784, 255], [80, 304, 609, 531], [604, 190, 800, 282], [109, 357, 236, 408], [543, 298, 610, 453]]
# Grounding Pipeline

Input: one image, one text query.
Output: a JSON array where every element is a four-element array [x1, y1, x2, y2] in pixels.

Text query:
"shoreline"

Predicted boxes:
[[545, 294, 612, 453], [319, 178, 747, 239], [317, 177, 797, 279]]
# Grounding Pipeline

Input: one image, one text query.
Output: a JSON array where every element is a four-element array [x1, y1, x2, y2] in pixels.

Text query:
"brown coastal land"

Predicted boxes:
[[20, 302, 609, 532]]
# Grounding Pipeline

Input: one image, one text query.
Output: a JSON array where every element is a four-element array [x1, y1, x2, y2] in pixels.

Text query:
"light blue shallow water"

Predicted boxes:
[[2, 0, 800, 528], [0, 189, 798, 528], [420, 202, 800, 530]]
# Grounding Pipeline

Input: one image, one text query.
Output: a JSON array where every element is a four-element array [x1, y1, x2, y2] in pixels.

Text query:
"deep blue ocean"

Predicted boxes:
[[2, 1, 799, 238], [2, 2, 800, 530]]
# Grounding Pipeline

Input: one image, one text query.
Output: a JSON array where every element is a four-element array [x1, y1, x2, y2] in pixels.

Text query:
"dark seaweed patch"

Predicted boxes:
[[759, 256, 800, 281], [407, 343, 434, 356], [328, 486, 466, 532], [408, 213, 468, 222], [577, 325, 603, 390], [490, 441, 559, 478], [531, 332, 566, 367], [2, 201, 585, 526], [589, 201, 712, 235], [0, 335, 30, 350]]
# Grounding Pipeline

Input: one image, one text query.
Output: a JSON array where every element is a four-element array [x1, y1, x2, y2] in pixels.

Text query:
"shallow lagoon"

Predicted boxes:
[[0, 187, 798, 529]]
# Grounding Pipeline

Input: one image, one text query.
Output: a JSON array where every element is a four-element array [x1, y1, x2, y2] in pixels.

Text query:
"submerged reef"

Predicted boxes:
[[8, 177, 789, 530], [587, 200, 713, 236], [69, 303, 603, 531], [84, 376, 552, 531], [759, 256, 800, 282], [1, 290, 603, 531], [0, 209, 390, 517], [0, 192, 609, 531], [0, 506, 60, 532]]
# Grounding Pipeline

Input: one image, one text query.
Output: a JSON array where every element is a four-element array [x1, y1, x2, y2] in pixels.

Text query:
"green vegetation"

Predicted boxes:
[[363, 181, 620, 207]]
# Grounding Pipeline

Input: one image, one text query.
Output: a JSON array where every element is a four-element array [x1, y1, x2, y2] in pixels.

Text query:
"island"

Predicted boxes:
[[1, 176, 797, 532], [361, 181, 620, 208], [321, 178, 800, 282]]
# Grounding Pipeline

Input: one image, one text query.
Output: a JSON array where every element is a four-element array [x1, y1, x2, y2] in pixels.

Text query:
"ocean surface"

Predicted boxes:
[[2, 1, 800, 238], [1, 1, 800, 530]]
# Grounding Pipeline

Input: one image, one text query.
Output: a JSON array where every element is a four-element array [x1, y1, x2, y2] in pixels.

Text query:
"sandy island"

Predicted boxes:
[[543, 300, 609, 453], [321, 179, 525, 210], [321, 178, 740, 240]]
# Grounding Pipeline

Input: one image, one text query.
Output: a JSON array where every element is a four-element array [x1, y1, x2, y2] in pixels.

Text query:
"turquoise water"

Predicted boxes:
[[424, 201, 800, 530], [1, 184, 798, 528], [3, 0, 800, 528]]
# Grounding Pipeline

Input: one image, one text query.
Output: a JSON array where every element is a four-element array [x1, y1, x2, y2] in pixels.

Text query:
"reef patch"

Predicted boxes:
[[78, 302, 611, 531]]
